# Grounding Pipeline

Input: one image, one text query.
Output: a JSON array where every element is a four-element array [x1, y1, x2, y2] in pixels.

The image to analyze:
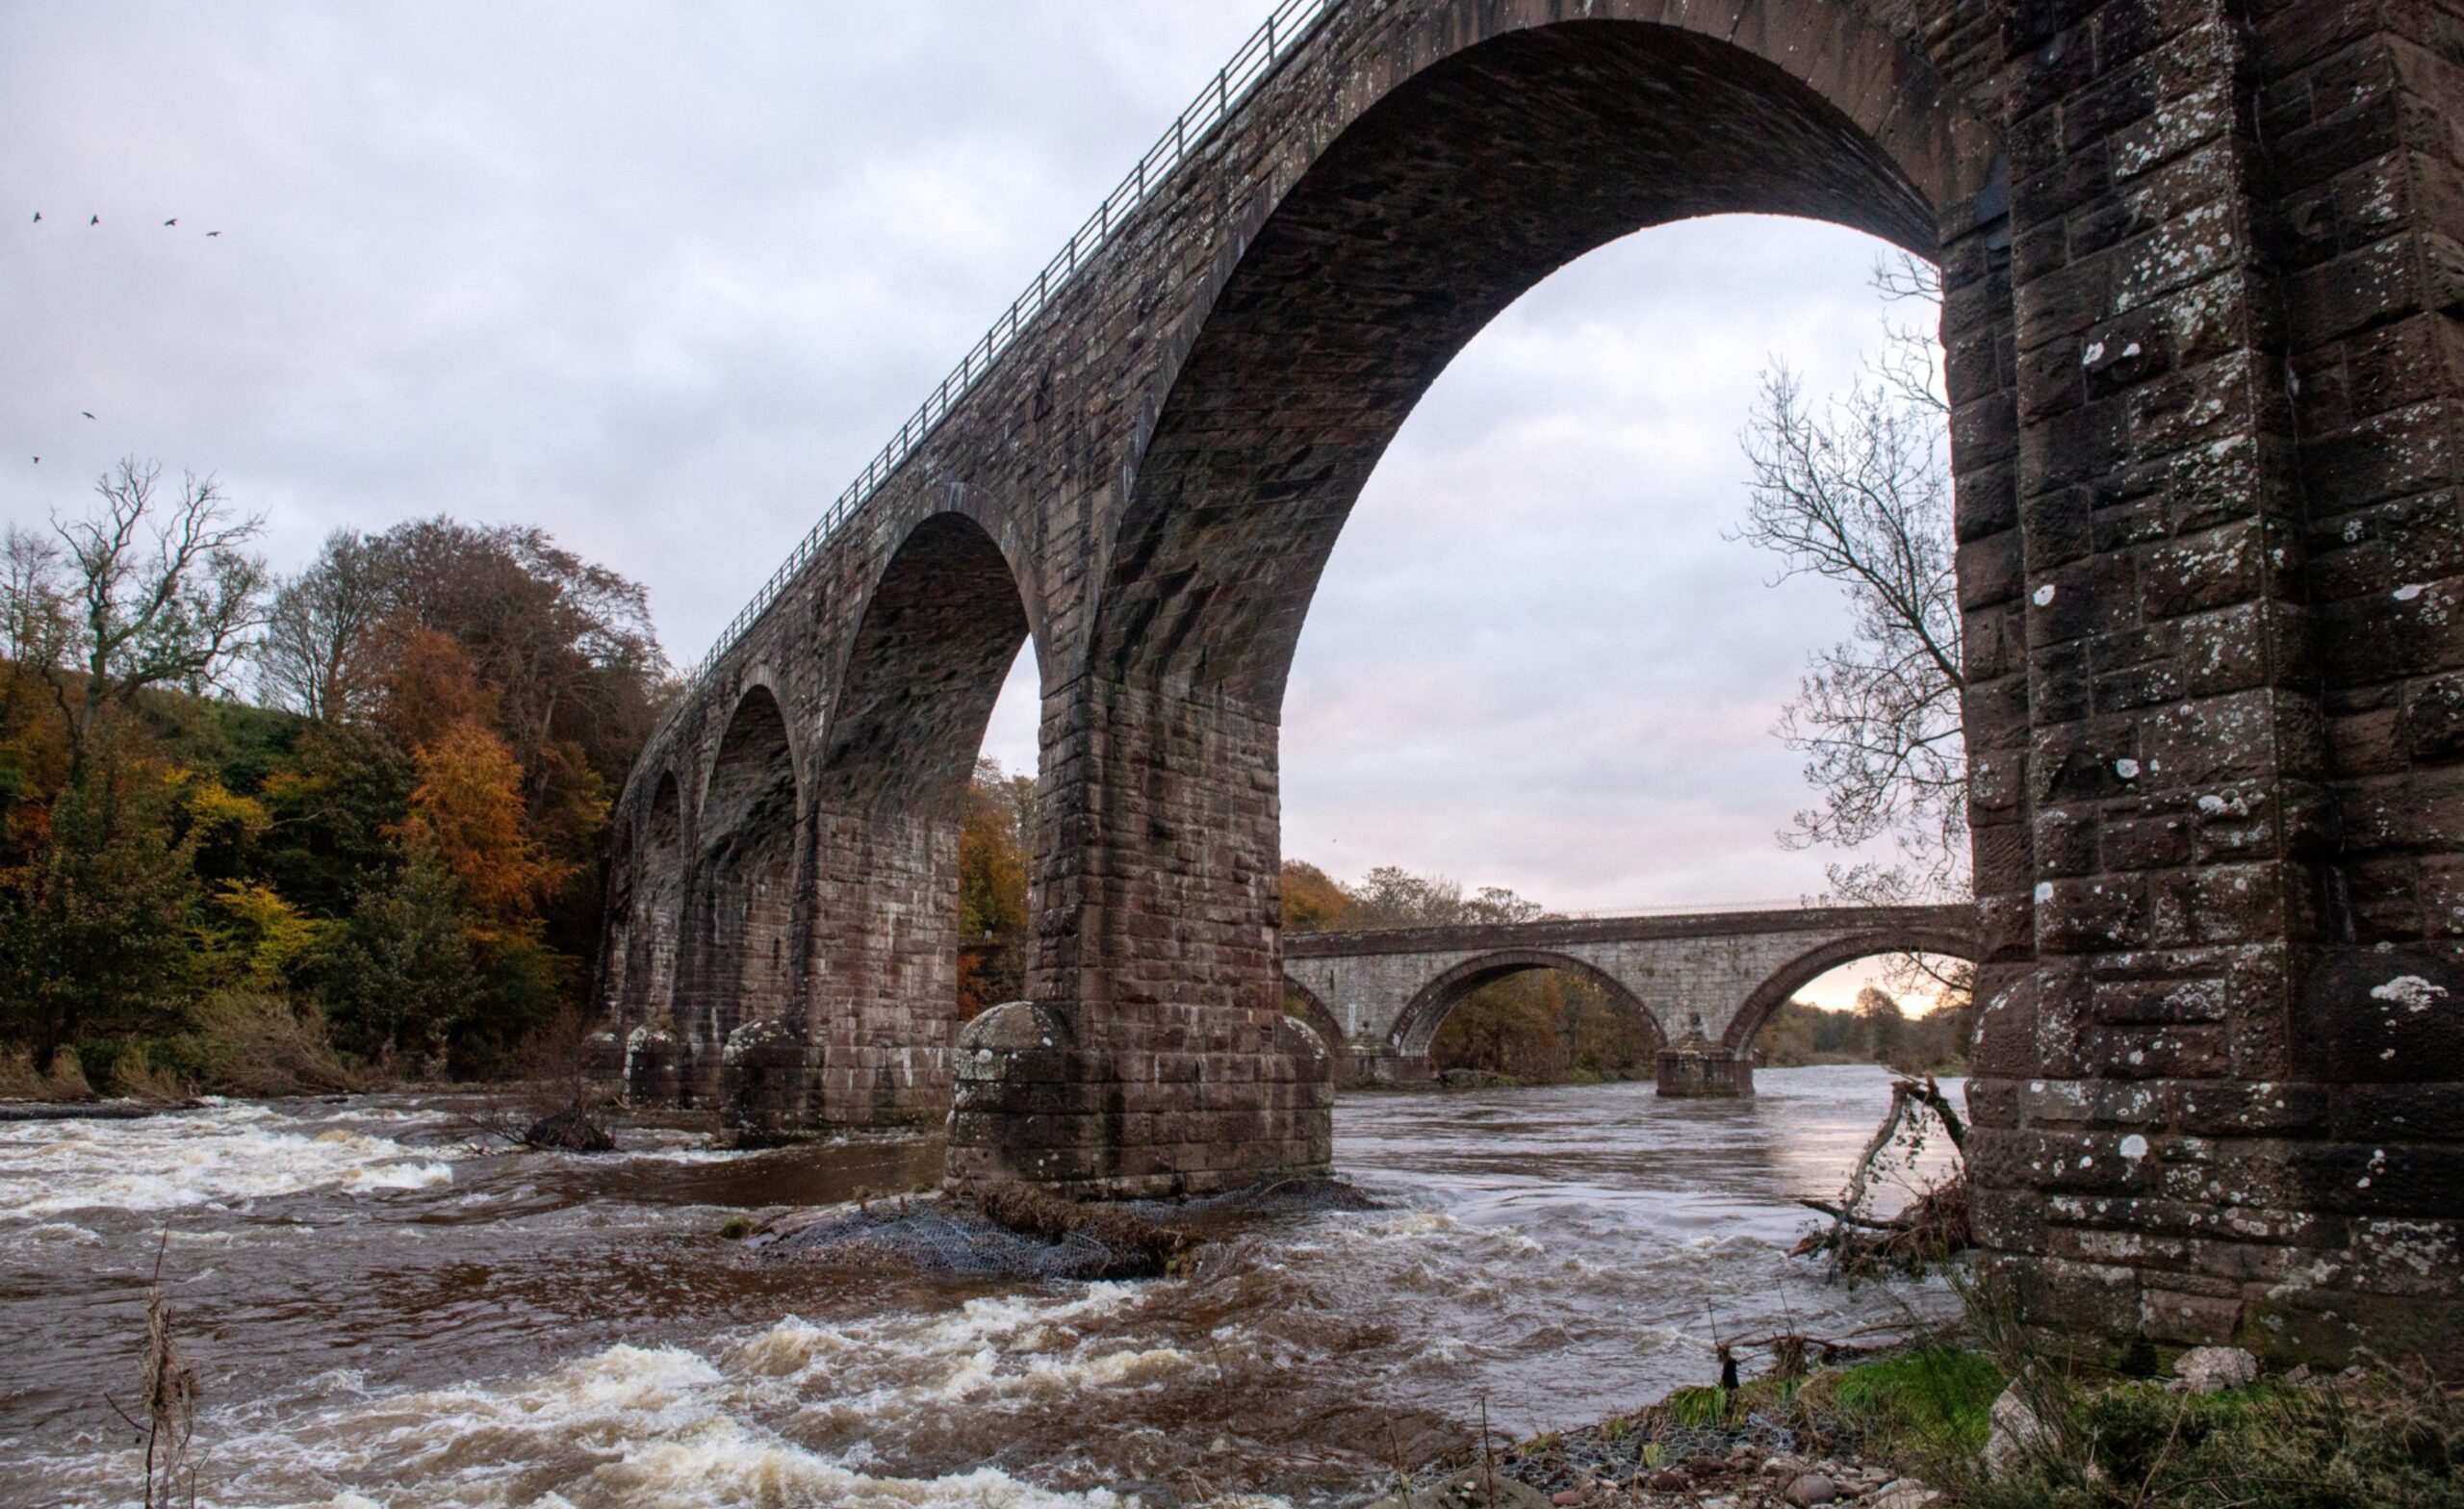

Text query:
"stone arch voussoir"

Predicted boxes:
[[1722, 929, 1979, 1054], [1391, 949, 1666, 1060]]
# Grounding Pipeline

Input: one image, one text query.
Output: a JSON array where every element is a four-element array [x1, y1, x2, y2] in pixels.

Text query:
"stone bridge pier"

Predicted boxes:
[[604, 0, 2464, 1368], [1282, 907, 1974, 1092]]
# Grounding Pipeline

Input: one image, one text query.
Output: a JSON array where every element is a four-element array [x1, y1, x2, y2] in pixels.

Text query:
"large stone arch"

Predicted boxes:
[[1721, 927, 1980, 1054], [687, 681, 802, 1102], [808, 509, 1035, 1124], [1390, 949, 1665, 1061], [981, 5, 2015, 1196], [1088, 13, 1994, 707], [622, 0, 2464, 1365]]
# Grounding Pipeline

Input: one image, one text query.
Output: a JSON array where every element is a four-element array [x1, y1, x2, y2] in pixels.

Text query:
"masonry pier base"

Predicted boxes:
[[946, 1001, 1335, 1198], [1656, 1037, 1753, 1098]]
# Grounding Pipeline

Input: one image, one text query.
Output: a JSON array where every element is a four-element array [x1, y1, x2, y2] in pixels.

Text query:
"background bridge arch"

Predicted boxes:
[[1389, 949, 1664, 1061], [1721, 927, 1978, 1054]]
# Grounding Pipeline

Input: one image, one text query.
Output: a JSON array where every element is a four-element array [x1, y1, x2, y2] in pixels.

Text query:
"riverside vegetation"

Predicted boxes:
[[1, 460, 667, 1099]]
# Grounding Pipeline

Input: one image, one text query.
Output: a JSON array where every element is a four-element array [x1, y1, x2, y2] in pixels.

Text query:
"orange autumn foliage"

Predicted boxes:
[[376, 628, 498, 754], [394, 719, 569, 932]]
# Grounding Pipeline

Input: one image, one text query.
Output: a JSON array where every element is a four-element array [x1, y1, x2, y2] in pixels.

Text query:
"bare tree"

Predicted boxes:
[[2, 525, 74, 674], [11, 459, 270, 763], [1736, 256, 1966, 906], [257, 528, 389, 720]]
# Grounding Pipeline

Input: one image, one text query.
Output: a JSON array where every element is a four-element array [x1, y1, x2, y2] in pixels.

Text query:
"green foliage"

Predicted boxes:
[[0, 741, 203, 1067], [317, 848, 478, 1064], [1827, 1346, 2003, 1456], [1956, 1368, 2464, 1509], [256, 722, 416, 914], [449, 931, 575, 1078], [1665, 1386, 1732, 1430]]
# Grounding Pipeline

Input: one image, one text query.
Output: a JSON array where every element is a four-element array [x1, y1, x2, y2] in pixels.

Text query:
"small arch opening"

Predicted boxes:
[[693, 684, 800, 1059]]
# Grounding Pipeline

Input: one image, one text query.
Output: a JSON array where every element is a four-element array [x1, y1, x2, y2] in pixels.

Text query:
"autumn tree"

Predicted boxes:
[[1280, 859, 1353, 933], [957, 758, 1035, 1017], [395, 720, 570, 934]]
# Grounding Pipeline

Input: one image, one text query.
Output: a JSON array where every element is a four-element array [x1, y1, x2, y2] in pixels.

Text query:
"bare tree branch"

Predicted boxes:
[[1733, 255, 1967, 905], [29, 459, 270, 759], [256, 529, 389, 720]]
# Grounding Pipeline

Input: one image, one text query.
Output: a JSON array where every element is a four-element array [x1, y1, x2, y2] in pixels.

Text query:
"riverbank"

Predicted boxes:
[[1410, 1341, 2464, 1509]]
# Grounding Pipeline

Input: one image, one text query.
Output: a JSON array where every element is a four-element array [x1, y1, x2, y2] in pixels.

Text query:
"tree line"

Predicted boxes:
[[0, 459, 666, 1096]]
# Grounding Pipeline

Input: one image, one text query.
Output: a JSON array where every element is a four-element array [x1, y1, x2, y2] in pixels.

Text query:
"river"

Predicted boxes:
[[0, 1066, 1962, 1508]]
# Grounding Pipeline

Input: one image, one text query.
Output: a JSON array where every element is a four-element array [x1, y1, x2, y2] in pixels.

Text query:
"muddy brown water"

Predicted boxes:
[[0, 1066, 1961, 1508]]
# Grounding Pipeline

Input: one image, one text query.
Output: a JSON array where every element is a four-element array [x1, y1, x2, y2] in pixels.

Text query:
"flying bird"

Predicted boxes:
[[90, 215, 98, 225], [30, 457, 38, 464], [82, 411, 94, 420], [163, 217, 177, 226], [31, 211, 40, 222], [206, 230, 220, 238]]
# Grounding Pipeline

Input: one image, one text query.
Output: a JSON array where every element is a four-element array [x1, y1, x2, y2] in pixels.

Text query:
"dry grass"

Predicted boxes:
[[112, 1056, 192, 1105], [186, 992, 362, 1096], [0, 1049, 49, 1100], [0, 1045, 95, 1101]]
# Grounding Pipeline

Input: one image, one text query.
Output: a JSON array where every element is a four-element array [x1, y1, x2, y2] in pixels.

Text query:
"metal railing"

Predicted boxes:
[[674, 0, 1341, 699]]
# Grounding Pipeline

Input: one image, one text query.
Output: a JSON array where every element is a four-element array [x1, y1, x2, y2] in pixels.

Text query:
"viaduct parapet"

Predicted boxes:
[[600, 0, 2464, 1369], [1282, 905, 1975, 1090]]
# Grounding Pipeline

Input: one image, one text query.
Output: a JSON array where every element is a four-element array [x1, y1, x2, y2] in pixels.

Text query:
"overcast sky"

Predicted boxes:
[[3, 5, 1938, 1001]]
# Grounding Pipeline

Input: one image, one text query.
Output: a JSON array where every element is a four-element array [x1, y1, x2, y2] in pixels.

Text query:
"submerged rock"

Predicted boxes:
[[757, 1174, 1376, 1282]]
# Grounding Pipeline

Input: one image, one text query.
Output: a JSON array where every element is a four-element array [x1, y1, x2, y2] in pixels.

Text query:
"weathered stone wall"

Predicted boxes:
[[601, 0, 2464, 1364], [1962, 0, 2464, 1372]]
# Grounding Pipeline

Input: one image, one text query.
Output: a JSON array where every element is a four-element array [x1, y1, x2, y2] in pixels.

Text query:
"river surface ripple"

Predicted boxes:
[[0, 1066, 1962, 1509]]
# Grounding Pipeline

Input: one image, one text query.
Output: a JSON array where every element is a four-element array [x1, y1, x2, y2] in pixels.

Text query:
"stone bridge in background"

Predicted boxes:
[[1282, 905, 1974, 1091], [599, 0, 2464, 1367]]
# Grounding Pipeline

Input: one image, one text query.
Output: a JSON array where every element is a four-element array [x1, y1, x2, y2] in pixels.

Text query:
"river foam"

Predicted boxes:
[[0, 1102, 461, 1220], [30, 1289, 1241, 1508], [4, 1068, 1963, 1507]]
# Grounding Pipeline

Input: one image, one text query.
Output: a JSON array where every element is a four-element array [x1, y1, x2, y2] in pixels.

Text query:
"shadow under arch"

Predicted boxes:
[[1721, 927, 1979, 1054], [1390, 949, 1666, 1061], [688, 683, 803, 1100], [816, 510, 1036, 818], [629, 770, 686, 1018], [808, 508, 1038, 1124]]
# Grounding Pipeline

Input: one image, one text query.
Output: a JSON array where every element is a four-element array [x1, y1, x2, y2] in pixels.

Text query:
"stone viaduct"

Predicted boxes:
[[599, 0, 2464, 1367], [1281, 905, 1975, 1089]]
